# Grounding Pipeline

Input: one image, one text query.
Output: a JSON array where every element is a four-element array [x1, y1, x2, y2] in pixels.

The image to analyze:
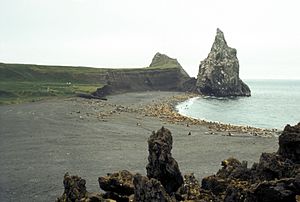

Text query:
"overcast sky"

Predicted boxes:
[[0, 0, 299, 79]]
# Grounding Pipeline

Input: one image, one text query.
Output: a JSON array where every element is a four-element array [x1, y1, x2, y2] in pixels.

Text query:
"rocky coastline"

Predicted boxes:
[[56, 123, 300, 202], [136, 93, 278, 137], [92, 29, 251, 99]]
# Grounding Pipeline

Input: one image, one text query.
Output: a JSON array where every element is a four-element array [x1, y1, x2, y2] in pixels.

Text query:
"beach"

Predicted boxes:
[[0, 91, 278, 201]]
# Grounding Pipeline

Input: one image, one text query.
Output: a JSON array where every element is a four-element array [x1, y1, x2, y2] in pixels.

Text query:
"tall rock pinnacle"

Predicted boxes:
[[196, 29, 251, 97]]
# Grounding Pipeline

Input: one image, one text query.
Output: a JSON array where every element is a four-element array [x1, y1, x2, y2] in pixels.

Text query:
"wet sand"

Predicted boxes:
[[0, 91, 278, 201]]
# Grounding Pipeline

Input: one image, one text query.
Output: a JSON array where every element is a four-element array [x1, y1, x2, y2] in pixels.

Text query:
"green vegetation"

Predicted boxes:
[[0, 63, 104, 105], [0, 62, 180, 105]]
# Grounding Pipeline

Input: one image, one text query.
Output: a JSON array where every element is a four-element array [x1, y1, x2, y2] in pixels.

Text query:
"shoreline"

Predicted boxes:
[[136, 92, 278, 137]]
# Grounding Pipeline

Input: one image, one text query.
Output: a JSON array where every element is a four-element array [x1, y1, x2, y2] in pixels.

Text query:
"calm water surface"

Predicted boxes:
[[176, 80, 300, 129]]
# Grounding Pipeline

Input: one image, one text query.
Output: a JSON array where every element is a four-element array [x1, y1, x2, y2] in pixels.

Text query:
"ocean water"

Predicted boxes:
[[176, 80, 300, 129]]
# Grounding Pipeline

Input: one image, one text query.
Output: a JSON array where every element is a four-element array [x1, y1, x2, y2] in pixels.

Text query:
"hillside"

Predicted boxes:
[[0, 55, 190, 104]]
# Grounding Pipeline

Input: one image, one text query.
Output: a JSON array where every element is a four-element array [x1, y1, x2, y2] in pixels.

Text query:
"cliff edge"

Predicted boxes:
[[92, 53, 191, 98], [196, 28, 251, 97]]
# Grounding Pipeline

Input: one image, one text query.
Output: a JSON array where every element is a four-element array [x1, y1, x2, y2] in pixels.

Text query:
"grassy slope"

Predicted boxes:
[[0, 62, 178, 105], [0, 63, 107, 104]]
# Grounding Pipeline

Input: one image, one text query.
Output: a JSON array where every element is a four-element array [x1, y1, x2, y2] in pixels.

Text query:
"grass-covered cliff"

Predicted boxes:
[[0, 53, 191, 104]]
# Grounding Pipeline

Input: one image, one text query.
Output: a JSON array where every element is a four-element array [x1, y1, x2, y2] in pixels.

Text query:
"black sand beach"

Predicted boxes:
[[0, 92, 278, 201]]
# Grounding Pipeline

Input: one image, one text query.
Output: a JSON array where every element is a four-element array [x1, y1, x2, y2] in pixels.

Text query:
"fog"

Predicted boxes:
[[1, 0, 300, 79]]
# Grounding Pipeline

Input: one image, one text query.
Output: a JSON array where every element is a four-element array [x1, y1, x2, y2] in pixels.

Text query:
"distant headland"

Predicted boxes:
[[0, 28, 250, 105]]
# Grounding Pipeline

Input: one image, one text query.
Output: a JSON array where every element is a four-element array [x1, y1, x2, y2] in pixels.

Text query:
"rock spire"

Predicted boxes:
[[196, 28, 251, 97]]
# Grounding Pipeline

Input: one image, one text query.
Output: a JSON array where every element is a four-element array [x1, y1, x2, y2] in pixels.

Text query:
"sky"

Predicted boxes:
[[0, 0, 300, 79]]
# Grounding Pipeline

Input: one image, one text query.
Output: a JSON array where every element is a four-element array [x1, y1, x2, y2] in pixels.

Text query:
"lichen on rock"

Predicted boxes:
[[196, 28, 251, 97]]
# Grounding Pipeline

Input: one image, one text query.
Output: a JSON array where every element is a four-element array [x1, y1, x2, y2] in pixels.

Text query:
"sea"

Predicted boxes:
[[176, 80, 300, 130]]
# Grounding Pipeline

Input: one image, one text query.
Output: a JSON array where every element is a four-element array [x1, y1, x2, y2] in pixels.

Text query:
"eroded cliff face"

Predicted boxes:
[[149, 52, 190, 78], [196, 29, 251, 97], [93, 53, 191, 97]]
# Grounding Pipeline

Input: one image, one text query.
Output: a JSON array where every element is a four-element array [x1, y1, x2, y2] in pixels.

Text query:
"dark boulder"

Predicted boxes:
[[196, 28, 251, 97], [278, 123, 300, 163], [56, 172, 99, 202], [254, 178, 298, 202], [253, 152, 295, 181], [98, 170, 134, 196], [92, 84, 113, 98], [176, 173, 201, 200], [56, 172, 88, 202], [146, 127, 184, 194], [133, 173, 173, 202], [217, 158, 250, 180]]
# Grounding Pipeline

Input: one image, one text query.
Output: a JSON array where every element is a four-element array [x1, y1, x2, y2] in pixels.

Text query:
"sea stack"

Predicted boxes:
[[196, 28, 251, 97]]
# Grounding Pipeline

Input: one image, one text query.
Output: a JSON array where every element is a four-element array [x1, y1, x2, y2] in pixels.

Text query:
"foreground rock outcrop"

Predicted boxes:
[[57, 123, 300, 202], [201, 122, 300, 201], [98, 170, 134, 201], [56, 173, 105, 202], [146, 127, 184, 194], [133, 174, 173, 202], [278, 123, 300, 163], [196, 28, 251, 97]]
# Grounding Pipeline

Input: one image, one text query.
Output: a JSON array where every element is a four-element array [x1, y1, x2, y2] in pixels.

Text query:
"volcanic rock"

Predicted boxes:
[[56, 173, 99, 202], [98, 170, 134, 196], [201, 123, 300, 202], [98, 170, 134, 201], [133, 173, 173, 202], [254, 178, 299, 202], [176, 173, 201, 200], [196, 28, 251, 97], [146, 127, 184, 194], [56, 172, 88, 202], [278, 123, 300, 163], [56, 124, 300, 202], [253, 152, 295, 181]]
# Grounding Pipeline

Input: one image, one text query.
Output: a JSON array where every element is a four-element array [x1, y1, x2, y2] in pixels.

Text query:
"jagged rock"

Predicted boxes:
[[176, 173, 201, 200], [202, 158, 251, 196], [278, 122, 300, 163], [101, 192, 129, 202], [196, 28, 251, 97], [201, 175, 227, 195], [56, 173, 91, 202], [254, 178, 298, 202], [201, 123, 300, 202], [98, 170, 134, 196], [253, 152, 295, 181], [86, 193, 109, 202], [217, 158, 249, 179], [56, 124, 300, 202], [133, 173, 173, 202], [146, 127, 184, 194]]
